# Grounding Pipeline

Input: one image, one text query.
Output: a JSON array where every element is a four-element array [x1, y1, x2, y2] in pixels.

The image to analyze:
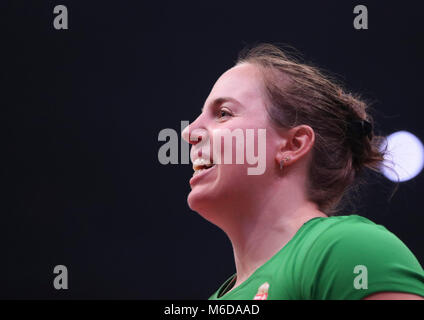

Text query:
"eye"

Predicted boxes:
[[218, 107, 232, 119]]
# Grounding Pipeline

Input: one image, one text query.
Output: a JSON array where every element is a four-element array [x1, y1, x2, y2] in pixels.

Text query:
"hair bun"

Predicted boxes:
[[347, 119, 373, 141]]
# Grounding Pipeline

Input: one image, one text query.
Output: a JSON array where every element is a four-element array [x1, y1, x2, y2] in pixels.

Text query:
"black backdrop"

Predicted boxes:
[[1, 0, 423, 299]]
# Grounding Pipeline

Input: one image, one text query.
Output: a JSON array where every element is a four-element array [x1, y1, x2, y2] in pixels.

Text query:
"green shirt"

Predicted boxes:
[[208, 215, 424, 300]]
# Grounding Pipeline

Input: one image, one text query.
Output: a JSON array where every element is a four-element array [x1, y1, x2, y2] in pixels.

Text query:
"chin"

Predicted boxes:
[[187, 187, 228, 225], [186, 165, 250, 222], [187, 187, 215, 213]]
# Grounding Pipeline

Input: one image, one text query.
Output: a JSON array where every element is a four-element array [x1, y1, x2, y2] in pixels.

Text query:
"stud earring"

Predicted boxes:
[[280, 157, 290, 170]]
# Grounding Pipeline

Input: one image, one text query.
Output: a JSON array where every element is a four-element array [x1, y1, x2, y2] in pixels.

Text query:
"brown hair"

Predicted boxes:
[[236, 43, 397, 216]]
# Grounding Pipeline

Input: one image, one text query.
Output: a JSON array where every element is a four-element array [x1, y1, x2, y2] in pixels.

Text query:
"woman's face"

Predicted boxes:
[[183, 63, 283, 222]]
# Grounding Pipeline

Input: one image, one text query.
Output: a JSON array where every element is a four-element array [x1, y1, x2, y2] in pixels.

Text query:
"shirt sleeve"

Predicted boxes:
[[299, 220, 424, 300]]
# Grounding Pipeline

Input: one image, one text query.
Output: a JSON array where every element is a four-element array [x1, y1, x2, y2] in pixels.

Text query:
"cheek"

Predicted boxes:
[[218, 163, 246, 184], [216, 163, 265, 198], [216, 125, 276, 181], [188, 121, 277, 210], [187, 164, 244, 209]]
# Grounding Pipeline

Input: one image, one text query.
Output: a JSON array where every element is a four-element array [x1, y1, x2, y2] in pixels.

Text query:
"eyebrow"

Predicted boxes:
[[201, 97, 241, 113]]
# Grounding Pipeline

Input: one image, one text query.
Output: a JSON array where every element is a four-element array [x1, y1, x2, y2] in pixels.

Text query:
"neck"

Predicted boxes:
[[218, 180, 327, 291]]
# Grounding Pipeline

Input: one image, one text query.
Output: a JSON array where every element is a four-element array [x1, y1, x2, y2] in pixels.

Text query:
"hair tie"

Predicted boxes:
[[347, 119, 373, 141]]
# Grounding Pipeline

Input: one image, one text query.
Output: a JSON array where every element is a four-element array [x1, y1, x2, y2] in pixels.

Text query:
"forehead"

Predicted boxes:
[[204, 63, 266, 108]]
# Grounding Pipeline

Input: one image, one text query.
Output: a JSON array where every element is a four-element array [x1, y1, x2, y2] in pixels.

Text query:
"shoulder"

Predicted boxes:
[[309, 214, 409, 251], [299, 214, 424, 299], [309, 214, 422, 269]]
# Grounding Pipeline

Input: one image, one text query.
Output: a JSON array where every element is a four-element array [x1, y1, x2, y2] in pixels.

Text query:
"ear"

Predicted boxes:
[[275, 125, 315, 168]]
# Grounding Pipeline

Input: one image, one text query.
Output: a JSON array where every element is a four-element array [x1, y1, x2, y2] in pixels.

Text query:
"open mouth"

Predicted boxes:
[[192, 158, 216, 177]]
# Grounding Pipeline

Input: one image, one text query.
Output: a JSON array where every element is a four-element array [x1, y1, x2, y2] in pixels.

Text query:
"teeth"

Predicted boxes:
[[193, 168, 206, 176], [192, 158, 213, 171], [192, 165, 216, 177]]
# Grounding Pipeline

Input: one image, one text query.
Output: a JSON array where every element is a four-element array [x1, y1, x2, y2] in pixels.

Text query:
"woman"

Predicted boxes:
[[181, 43, 424, 300]]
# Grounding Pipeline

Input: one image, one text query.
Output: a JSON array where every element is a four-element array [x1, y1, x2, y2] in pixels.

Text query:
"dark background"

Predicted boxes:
[[1, 0, 423, 299]]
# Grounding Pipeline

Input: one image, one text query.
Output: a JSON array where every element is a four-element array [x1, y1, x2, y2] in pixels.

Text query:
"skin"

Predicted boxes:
[[182, 62, 423, 300], [363, 292, 423, 300]]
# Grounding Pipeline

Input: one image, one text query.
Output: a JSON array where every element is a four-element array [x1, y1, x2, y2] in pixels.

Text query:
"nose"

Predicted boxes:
[[182, 114, 206, 146]]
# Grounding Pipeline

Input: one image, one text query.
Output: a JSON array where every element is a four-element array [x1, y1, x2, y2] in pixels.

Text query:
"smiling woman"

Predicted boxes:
[[181, 43, 424, 300]]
